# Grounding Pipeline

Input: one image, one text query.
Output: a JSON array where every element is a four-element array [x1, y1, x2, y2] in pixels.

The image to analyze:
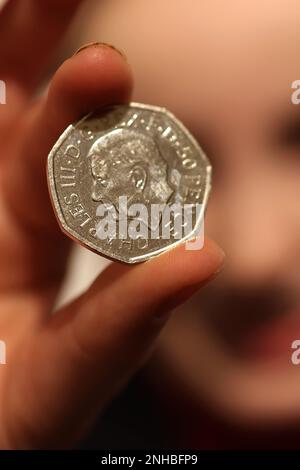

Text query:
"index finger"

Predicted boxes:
[[0, 0, 84, 94], [0, 44, 133, 291]]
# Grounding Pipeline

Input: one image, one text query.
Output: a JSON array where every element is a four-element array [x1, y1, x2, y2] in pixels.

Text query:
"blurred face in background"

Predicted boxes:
[[76, 0, 300, 427]]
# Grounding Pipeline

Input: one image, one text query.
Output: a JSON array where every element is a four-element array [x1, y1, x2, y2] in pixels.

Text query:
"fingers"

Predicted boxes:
[[18, 238, 224, 447], [0, 44, 133, 291], [9, 43, 132, 229], [71, 239, 224, 355], [0, 0, 84, 94]]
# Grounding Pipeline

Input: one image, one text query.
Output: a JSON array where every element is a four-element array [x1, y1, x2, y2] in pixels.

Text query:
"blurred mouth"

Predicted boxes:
[[237, 310, 300, 363], [199, 284, 300, 364]]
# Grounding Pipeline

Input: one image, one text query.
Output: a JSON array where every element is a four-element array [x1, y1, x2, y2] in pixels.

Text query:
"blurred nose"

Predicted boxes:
[[209, 157, 297, 288]]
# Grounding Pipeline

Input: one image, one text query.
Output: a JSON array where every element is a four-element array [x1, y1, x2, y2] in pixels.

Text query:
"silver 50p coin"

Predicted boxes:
[[47, 103, 211, 263]]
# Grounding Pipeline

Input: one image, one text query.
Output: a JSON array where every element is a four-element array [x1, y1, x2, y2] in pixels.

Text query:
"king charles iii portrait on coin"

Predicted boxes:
[[88, 128, 174, 225]]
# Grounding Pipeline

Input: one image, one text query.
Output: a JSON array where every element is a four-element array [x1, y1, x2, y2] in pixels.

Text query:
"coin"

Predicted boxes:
[[47, 103, 211, 263]]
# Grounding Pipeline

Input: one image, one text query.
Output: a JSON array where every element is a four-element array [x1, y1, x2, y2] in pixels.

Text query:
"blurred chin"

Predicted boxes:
[[160, 314, 300, 429], [197, 353, 300, 428]]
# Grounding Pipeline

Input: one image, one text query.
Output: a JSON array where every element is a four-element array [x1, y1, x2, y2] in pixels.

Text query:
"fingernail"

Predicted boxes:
[[73, 42, 127, 61], [157, 284, 201, 318], [154, 254, 225, 322], [216, 246, 226, 264], [205, 261, 225, 283]]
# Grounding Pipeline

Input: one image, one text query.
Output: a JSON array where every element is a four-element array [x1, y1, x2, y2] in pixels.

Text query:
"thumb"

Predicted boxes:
[[25, 238, 224, 447]]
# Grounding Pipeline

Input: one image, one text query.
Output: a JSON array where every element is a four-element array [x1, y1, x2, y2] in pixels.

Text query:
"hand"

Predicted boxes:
[[0, 0, 224, 448]]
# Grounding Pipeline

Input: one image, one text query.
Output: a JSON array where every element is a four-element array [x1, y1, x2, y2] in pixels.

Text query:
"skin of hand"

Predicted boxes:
[[77, 0, 300, 431], [0, 0, 224, 448]]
